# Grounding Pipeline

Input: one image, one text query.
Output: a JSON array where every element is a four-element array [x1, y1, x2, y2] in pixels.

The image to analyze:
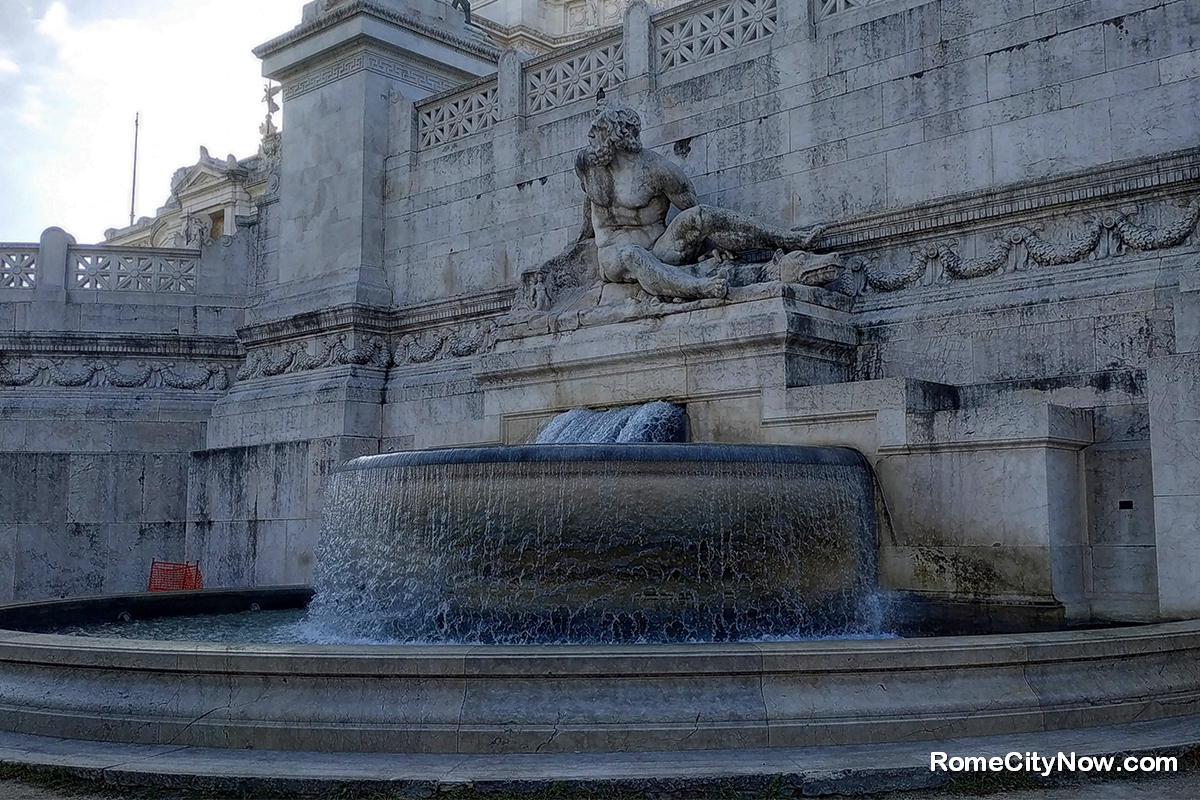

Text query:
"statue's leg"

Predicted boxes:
[[616, 244, 727, 300], [654, 205, 823, 264]]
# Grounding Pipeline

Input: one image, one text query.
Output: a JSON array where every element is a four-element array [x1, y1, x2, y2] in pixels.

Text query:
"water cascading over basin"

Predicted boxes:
[[309, 443, 880, 644]]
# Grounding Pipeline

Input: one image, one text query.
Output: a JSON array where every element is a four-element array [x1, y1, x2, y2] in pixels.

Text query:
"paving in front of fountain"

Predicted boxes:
[[2, 715, 1199, 796]]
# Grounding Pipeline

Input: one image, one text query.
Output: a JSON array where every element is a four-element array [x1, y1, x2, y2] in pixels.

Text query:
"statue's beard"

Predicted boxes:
[[586, 131, 641, 167]]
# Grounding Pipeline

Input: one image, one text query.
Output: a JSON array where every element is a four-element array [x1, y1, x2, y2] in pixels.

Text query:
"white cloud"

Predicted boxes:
[[0, 56, 18, 75], [17, 83, 45, 127], [0, 0, 301, 243]]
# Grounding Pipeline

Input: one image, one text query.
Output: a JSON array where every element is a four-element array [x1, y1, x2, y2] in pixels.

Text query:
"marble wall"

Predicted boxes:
[[3, 0, 1199, 619]]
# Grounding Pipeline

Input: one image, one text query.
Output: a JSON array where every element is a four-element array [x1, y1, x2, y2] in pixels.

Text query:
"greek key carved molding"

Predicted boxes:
[[861, 197, 1200, 293], [283, 50, 456, 101], [0, 357, 230, 391]]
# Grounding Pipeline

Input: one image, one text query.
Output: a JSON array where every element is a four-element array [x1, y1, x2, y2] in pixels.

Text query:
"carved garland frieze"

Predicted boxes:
[[394, 320, 498, 366], [234, 321, 499, 380], [0, 357, 230, 390], [235, 334, 391, 381], [859, 198, 1200, 293]]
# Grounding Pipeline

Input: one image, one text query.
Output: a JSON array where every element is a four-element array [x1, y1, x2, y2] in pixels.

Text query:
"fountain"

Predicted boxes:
[[3, 400, 1200, 761], [307, 440, 880, 645], [3, 0, 1200, 787]]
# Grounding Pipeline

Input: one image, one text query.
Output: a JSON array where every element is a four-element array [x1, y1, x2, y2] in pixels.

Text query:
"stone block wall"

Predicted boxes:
[[0, 421, 202, 603], [0, 229, 246, 601], [5, 0, 1198, 620], [384, 0, 1200, 306], [185, 437, 379, 587]]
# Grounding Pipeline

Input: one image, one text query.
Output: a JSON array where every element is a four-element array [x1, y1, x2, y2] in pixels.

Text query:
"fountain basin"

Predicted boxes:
[[311, 444, 879, 644], [2, 590, 1200, 754]]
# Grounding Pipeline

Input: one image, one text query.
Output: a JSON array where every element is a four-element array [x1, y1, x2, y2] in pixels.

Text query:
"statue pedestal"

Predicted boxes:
[[473, 282, 858, 444]]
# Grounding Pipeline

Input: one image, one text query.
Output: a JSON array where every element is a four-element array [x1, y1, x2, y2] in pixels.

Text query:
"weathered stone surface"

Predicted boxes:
[[5, 596, 1200, 753], [2, 0, 1199, 620]]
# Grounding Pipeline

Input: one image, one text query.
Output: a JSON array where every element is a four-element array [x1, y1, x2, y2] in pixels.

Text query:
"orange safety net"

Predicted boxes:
[[147, 560, 204, 591]]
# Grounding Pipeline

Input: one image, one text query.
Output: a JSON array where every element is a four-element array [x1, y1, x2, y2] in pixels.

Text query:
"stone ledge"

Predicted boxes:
[[822, 146, 1200, 251], [3, 585, 1200, 754]]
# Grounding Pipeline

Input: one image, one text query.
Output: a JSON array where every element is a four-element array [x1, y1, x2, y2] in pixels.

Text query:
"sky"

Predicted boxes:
[[0, 0, 303, 244]]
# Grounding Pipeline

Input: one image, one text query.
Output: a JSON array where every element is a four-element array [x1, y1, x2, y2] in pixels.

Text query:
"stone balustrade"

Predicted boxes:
[[656, 0, 778, 73], [414, 0, 792, 149], [417, 77, 501, 149], [812, 0, 888, 23], [0, 233, 202, 297], [524, 31, 625, 115], [70, 245, 200, 294]]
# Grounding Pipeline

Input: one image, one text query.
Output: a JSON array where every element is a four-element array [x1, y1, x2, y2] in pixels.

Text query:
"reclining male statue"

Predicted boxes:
[[574, 99, 824, 300]]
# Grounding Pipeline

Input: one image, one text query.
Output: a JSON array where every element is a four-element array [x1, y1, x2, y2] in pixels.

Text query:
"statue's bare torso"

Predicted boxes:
[[575, 148, 697, 281]]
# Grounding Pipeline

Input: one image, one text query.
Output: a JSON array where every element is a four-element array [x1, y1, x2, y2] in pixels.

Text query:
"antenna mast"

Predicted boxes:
[[129, 112, 140, 227]]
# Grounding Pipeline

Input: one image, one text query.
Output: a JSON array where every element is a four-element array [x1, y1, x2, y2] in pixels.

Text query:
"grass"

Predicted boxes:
[[0, 764, 787, 800]]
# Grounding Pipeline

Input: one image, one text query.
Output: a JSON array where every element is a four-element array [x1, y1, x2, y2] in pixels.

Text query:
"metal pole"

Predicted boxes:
[[129, 112, 140, 227]]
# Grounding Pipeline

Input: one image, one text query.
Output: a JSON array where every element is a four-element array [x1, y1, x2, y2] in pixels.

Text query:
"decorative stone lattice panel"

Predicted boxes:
[[0, 247, 37, 289], [71, 247, 199, 293], [565, 0, 675, 34], [417, 83, 499, 148], [812, 0, 881, 23], [526, 38, 625, 115], [657, 0, 777, 73]]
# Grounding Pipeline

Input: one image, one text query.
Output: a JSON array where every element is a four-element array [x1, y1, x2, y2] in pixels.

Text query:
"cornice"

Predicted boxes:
[[237, 290, 516, 348], [0, 332, 240, 359], [238, 305, 393, 347], [254, 0, 500, 65], [394, 287, 520, 330], [820, 147, 1200, 251]]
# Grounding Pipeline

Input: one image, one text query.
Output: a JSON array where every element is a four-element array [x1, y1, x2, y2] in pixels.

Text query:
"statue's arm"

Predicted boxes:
[[660, 159, 698, 212], [574, 150, 596, 241], [578, 198, 595, 241]]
